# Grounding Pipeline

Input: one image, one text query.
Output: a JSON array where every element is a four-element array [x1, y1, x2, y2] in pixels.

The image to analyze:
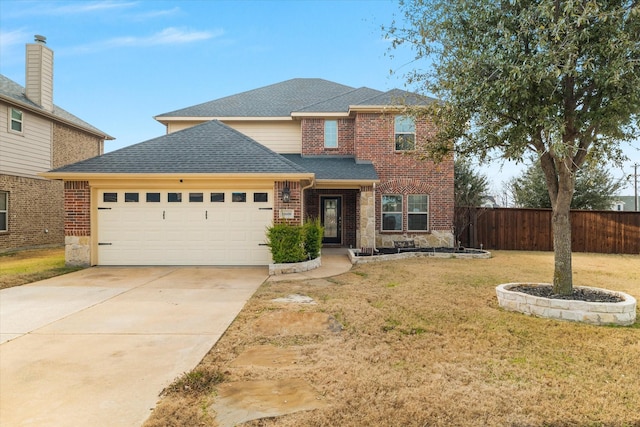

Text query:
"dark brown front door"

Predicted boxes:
[[321, 196, 342, 244]]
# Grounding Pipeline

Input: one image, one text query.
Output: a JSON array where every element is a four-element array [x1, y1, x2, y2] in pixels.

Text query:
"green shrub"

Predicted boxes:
[[266, 222, 306, 263], [266, 218, 324, 263], [303, 217, 323, 260]]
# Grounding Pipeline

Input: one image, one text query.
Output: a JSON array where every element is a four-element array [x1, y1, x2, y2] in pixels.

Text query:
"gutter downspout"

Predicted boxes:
[[372, 182, 377, 252], [301, 177, 315, 223]]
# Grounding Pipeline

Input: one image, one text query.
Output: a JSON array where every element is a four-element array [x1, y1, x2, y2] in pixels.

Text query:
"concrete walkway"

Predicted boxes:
[[266, 248, 353, 282], [0, 250, 352, 427], [0, 266, 267, 427]]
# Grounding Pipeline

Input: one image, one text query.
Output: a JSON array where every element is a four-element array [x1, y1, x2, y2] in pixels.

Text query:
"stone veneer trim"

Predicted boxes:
[[496, 283, 637, 326]]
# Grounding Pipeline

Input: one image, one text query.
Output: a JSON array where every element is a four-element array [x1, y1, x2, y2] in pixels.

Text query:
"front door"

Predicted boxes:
[[321, 196, 342, 244]]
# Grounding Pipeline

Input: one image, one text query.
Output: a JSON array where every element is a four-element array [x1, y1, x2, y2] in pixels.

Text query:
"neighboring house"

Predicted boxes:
[[479, 195, 500, 208], [43, 78, 454, 266], [612, 196, 640, 212], [0, 36, 112, 252]]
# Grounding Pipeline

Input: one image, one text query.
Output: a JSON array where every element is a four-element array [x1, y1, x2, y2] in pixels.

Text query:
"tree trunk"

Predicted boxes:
[[552, 204, 573, 295], [551, 167, 575, 295]]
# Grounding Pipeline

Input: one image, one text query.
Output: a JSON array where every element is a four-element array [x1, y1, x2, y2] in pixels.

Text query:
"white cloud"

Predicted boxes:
[[0, 29, 31, 50], [70, 27, 223, 53], [4, 1, 138, 17], [44, 1, 137, 15], [131, 7, 182, 20]]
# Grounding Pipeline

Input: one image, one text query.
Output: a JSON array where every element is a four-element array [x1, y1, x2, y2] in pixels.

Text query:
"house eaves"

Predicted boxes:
[[154, 116, 294, 126], [0, 75, 114, 140], [42, 120, 310, 178], [281, 155, 379, 188]]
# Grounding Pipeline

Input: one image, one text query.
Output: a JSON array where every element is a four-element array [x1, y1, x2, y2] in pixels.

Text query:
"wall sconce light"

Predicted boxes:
[[281, 186, 291, 203]]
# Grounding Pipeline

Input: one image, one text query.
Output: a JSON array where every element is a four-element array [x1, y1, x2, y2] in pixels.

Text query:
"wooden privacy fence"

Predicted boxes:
[[455, 207, 640, 254]]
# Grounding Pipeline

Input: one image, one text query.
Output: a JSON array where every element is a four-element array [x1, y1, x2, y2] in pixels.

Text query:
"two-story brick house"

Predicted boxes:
[[0, 36, 113, 252], [43, 79, 453, 266]]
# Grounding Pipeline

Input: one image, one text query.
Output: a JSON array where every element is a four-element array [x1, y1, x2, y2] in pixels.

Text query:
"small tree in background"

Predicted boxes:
[[509, 161, 624, 210], [454, 158, 490, 208]]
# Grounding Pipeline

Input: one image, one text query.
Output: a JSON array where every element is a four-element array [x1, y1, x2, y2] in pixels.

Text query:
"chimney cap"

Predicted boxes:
[[34, 35, 47, 44]]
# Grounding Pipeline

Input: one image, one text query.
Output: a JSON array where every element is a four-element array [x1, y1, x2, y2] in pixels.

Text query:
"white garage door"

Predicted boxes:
[[97, 189, 273, 265]]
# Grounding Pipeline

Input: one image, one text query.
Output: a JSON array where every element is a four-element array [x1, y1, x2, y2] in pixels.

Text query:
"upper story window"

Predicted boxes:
[[0, 191, 8, 232], [324, 120, 338, 148], [394, 115, 415, 151], [9, 108, 23, 134]]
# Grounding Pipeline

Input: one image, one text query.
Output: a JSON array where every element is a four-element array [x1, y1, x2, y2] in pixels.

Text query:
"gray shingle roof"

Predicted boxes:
[[157, 78, 357, 118], [296, 87, 384, 113], [0, 74, 113, 139], [49, 120, 309, 174], [354, 88, 437, 106], [282, 155, 378, 181], [157, 79, 437, 119]]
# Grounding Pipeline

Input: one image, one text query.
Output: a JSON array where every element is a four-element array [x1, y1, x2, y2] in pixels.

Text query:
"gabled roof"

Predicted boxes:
[[0, 74, 113, 140], [282, 155, 379, 182], [351, 88, 436, 108], [157, 78, 356, 118], [296, 87, 384, 113], [155, 78, 437, 121], [45, 120, 309, 175]]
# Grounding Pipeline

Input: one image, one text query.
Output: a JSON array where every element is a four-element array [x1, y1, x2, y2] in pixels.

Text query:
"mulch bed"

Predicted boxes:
[[355, 247, 486, 257], [511, 284, 624, 303]]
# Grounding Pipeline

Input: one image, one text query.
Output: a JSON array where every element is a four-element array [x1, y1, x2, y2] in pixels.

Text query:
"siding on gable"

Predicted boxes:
[[226, 121, 301, 153], [0, 101, 52, 178], [166, 119, 302, 154]]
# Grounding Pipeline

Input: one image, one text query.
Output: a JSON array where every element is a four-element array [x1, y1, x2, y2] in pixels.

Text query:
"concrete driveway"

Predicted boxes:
[[0, 266, 267, 427]]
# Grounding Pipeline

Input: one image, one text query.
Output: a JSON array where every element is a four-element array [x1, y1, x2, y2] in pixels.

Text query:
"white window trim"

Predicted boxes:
[[324, 119, 338, 148], [9, 107, 24, 134], [394, 115, 415, 151], [407, 194, 430, 232], [381, 194, 403, 231], [0, 191, 8, 233]]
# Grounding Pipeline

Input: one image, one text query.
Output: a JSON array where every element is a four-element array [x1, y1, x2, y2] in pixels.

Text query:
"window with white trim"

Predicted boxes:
[[408, 194, 429, 231], [382, 194, 402, 231], [0, 191, 7, 232], [9, 108, 23, 133], [394, 115, 415, 151], [324, 120, 338, 148]]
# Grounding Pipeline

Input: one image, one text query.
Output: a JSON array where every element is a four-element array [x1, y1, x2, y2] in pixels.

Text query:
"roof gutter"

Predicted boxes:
[[0, 94, 114, 140]]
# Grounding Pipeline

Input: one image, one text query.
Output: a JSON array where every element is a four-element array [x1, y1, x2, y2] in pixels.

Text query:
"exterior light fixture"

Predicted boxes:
[[281, 186, 291, 203]]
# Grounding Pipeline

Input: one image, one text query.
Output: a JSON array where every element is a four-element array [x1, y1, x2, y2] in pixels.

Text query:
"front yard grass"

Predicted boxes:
[[0, 247, 82, 290], [145, 251, 640, 426]]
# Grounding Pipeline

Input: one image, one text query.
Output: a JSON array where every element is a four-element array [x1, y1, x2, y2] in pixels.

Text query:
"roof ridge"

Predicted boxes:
[[296, 86, 382, 111]]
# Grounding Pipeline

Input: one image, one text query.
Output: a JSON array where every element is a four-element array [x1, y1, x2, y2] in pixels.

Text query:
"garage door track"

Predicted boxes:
[[0, 266, 267, 427]]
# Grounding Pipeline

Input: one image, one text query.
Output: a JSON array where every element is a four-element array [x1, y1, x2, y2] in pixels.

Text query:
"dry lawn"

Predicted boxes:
[[145, 251, 640, 427], [0, 247, 82, 290]]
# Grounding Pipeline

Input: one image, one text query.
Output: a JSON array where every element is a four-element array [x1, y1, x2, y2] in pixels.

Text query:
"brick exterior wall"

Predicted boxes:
[[353, 113, 454, 235], [273, 181, 303, 225], [53, 123, 103, 168], [0, 175, 64, 251], [0, 123, 102, 252], [299, 113, 454, 247], [301, 118, 355, 156], [64, 181, 91, 236]]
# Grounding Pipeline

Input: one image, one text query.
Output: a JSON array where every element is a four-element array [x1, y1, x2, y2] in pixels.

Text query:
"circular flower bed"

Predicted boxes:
[[496, 283, 637, 326]]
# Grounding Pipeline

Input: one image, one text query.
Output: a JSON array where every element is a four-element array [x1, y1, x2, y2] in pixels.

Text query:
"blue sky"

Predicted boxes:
[[1, 0, 638, 197]]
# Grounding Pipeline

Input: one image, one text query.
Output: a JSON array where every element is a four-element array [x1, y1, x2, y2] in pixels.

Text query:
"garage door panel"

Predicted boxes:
[[97, 190, 273, 265]]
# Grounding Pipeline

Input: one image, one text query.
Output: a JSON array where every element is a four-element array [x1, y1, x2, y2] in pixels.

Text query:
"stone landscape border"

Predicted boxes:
[[496, 283, 637, 326], [269, 256, 321, 275], [347, 248, 491, 264]]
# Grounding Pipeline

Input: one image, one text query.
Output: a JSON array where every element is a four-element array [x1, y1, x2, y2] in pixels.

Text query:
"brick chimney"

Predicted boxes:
[[25, 35, 54, 112]]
